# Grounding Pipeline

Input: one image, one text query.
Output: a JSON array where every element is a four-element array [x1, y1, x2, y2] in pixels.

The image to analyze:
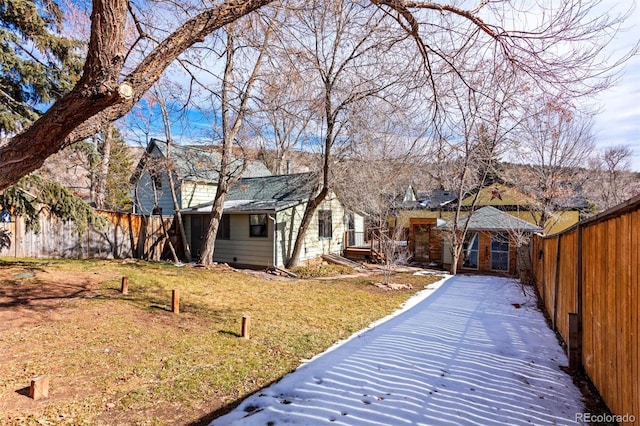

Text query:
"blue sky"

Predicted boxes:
[[124, 2, 640, 171], [590, 3, 640, 171]]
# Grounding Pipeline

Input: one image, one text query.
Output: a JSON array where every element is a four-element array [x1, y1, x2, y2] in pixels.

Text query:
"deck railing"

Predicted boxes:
[[344, 230, 366, 247]]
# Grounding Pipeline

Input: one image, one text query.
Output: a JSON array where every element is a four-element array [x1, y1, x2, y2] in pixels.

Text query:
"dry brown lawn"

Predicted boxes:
[[0, 258, 441, 425]]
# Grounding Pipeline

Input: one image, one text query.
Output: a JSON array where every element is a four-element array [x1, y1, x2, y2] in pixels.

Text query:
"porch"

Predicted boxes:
[[342, 228, 406, 264]]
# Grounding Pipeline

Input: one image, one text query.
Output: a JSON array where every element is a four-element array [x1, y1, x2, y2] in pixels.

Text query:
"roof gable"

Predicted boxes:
[[460, 183, 534, 207], [459, 181, 589, 211], [143, 139, 272, 183]]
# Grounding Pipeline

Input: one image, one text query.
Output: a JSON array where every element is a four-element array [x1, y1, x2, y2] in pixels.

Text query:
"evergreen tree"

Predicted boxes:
[[0, 0, 82, 134], [70, 127, 133, 212], [98, 127, 133, 212], [0, 174, 106, 233]]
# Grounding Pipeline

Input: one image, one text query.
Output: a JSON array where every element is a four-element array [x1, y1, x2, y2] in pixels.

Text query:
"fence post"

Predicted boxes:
[[29, 376, 49, 400], [539, 236, 547, 307], [172, 289, 180, 314], [568, 313, 581, 370], [242, 315, 251, 339]]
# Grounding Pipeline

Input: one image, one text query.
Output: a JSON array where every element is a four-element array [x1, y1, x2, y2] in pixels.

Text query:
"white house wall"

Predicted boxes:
[[353, 213, 364, 233], [282, 193, 346, 265], [181, 181, 218, 209], [183, 192, 346, 268], [213, 215, 274, 266]]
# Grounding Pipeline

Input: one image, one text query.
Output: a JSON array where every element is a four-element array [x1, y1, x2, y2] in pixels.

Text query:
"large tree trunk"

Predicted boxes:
[[0, 0, 275, 191], [285, 185, 326, 269], [198, 178, 229, 264], [197, 25, 266, 265]]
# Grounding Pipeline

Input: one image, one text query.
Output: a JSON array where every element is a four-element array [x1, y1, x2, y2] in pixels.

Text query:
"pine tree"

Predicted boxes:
[[0, 0, 82, 134], [0, 174, 106, 234], [0, 0, 103, 235], [69, 127, 133, 212], [100, 127, 133, 212]]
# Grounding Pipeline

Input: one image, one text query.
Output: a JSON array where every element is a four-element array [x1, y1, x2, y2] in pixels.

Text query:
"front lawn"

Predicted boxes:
[[0, 259, 440, 425]]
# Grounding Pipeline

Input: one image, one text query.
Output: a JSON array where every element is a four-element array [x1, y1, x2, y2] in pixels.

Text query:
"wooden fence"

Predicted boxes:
[[532, 195, 639, 423], [0, 211, 174, 261]]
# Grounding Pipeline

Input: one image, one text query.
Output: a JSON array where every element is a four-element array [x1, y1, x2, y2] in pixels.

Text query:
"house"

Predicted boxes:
[[457, 182, 588, 234], [392, 181, 588, 236], [436, 206, 543, 275], [182, 172, 348, 268], [130, 138, 272, 215]]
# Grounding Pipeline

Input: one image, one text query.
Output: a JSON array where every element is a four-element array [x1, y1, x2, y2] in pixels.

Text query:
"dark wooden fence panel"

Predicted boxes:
[[0, 211, 173, 261], [532, 196, 640, 424], [556, 230, 577, 342]]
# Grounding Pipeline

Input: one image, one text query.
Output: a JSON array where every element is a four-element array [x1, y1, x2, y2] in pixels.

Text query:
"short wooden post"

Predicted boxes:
[[568, 313, 581, 370], [172, 289, 180, 314], [29, 376, 49, 400], [121, 276, 129, 295], [242, 315, 251, 339]]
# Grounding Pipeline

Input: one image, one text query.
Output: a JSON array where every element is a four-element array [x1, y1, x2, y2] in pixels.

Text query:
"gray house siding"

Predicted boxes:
[[131, 139, 271, 216], [134, 169, 177, 215]]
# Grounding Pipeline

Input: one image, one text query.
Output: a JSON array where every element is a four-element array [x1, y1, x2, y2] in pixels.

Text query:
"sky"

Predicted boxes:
[[123, 1, 640, 171], [212, 274, 587, 425], [589, 2, 640, 171]]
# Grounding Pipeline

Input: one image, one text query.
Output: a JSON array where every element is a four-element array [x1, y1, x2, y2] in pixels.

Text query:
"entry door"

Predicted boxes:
[[491, 232, 509, 271], [190, 215, 211, 259], [413, 226, 430, 261]]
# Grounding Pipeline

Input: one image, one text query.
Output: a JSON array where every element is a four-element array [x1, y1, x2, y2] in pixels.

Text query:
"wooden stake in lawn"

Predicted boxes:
[[242, 315, 251, 339], [172, 289, 180, 314], [29, 376, 49, 400], [121, 276, 128, 295]]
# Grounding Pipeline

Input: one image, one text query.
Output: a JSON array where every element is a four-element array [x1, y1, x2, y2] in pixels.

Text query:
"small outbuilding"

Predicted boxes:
[[436, 206, 543, 275]]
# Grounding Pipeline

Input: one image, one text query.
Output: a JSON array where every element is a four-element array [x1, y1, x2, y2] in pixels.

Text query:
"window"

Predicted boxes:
[[151, 172, 162, 190], [216, 214, 230, 240], [318, 210, 332, 239], [249, 214, 268, 237], [462, 232, 479, 269], [491, 232, 509, 271]]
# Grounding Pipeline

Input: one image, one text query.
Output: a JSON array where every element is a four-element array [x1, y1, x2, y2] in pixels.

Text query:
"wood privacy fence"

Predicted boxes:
[[0, 211, 174, 261], [532, 195, 639, 423]]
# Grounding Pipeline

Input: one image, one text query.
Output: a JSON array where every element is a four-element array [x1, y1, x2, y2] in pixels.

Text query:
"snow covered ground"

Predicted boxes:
[[212, 274, 586, 425]]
